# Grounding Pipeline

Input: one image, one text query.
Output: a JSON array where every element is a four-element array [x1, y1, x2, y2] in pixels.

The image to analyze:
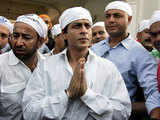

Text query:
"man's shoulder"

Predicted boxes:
[[0, 52, 9, 64]]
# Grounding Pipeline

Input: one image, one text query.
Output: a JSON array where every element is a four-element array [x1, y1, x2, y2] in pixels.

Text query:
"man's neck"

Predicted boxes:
[[67, 47, 89, 71], [53, 45, 64, 55], [109, 33, 129, 48], [23, 52, 38, 72]]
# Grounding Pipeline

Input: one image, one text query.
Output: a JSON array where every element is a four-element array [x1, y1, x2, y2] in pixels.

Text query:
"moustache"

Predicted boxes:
[[14, 46, 26, 51]]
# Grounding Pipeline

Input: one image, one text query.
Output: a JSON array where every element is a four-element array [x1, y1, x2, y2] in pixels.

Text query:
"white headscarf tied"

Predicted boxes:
[[59, 7, 93, 30], [105, 1, 132, 16], [51, 24, 61, 36], [138, 19, 149, 32], [92, 21, 105, 28], [149, 10, 160, 28], [0, 16, 13, 33], [16, 14, 48, 38]]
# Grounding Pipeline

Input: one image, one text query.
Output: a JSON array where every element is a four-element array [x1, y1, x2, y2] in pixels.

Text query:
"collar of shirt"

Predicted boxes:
[[8, 50, 21, 65], [105, 34, 133, 50], [8, 50, 45, 66], [58, 48, 97, 74], [94, 35, 133, 57], [60, 48, 96, 62]]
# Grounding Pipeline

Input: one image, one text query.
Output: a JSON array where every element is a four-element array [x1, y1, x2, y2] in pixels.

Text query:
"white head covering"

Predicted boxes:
[[51, 24, 61, 36], [92, 21, 105, 28], [149, 10, 160, 28], [137, 19, 149, 32], [16, 14, 47, 38], [59, 7, 93, 30], [0, 16, 13, 33], [105, 1, 132, 16]]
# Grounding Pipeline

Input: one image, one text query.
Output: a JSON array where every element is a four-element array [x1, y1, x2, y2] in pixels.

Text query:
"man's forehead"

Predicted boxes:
[[105, 9, 126, 15], [71, 19, 91, 24], [150, 21, 160, 31], [14, 22, 37, 34], [92, 26, 105, 31]]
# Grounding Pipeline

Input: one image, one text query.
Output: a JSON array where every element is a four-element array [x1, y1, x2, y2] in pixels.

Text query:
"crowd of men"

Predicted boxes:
[[0, 1, 160, 120]]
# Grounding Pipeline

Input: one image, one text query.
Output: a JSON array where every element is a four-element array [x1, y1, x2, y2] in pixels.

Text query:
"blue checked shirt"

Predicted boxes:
[[91, 35, 160, 113]]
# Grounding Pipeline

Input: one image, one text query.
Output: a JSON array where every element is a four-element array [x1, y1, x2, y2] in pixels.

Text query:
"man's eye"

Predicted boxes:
[[149, 32, 157, 38], [114, 14, 121, 18], [23, 35, 32, 40], [73, 24, 81, 29], [99, 31, 105, 35], [12, 34, 19, 39], [93, 32, 97, 36], [105, 14, 110, 18], [85, 24, 91, 29]]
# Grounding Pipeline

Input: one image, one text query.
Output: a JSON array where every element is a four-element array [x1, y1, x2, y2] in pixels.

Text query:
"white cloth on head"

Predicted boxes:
[[51, 24, 61, 36], [149, 10, 160, 28], [16, 14, 48, 38], [0, 16, 13, 33], [59, 7, 92, 30], [92, 21, 105, 28], [105, 1, 132, 16], [138, 19, 149, 32]]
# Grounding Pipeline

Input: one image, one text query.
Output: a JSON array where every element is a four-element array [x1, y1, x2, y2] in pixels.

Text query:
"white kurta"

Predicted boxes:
[[23, 49, 131, 120], [0, 50, 44, 120]]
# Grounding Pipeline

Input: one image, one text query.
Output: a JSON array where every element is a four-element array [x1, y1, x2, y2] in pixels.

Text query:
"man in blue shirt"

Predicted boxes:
[[91, 1, 160, 119]]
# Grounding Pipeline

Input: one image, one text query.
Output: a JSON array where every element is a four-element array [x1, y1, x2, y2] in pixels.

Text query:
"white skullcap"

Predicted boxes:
[[0, 16, 13, 33], [59, 7, 93, 30], [92, 21, 105, 28], [105, 1, 132, 16], [16, 14, 48, 38], [51, 24, 61, 36], [137, 19, 149, 32], [149, 10, 160, 28]]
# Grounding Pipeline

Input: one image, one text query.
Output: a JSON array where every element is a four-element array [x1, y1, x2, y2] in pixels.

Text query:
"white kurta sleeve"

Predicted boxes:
[[81, 63, 131, 120], [22, 63, 69, 120]]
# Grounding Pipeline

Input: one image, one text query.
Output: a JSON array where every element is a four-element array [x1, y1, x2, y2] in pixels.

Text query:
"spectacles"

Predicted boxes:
[[149, 31, 160, 38], [0, 33, 9, 39]]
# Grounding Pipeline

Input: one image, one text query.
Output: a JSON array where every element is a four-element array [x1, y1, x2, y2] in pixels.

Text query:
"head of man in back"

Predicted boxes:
[[104, 1, 132, 42], [92, 21, 109, 44], [137, 19, 153, 52], [10, 14, 47, 61], [0, 16, 12, 52], [51, 24, 66, 54], [149, 10, 160, 52], [59, 7, 92, 51]]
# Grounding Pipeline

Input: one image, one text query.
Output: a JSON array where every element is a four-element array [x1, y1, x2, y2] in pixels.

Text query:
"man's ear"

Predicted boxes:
[[128, 16, 132, 25], [62, 30, 68, 41], [37, 37, 45, 49]]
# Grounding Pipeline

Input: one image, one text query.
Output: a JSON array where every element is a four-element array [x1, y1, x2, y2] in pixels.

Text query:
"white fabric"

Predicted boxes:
[[16, 14, 47, 38], [23, 49, 131, 120], [92, 21, 105, 28], [51, 24, 61, 36], [105, 1, 132, 16], [0, 16, 13, 33], [149, 10, 160, 28], [59, 7, 93, 30], [0, 50, 45, 120], [138, 19, 149, 32]]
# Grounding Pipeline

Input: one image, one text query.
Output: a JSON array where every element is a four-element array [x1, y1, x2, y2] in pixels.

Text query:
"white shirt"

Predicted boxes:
[[0, 50, 44, 120], [23, 49, 131, 120]]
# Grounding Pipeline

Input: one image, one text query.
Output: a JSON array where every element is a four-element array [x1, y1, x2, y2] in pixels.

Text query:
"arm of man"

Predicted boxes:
[[80, 61, 131, 120], [135, 48, 160, 118], [22, 61, 69, 120]]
